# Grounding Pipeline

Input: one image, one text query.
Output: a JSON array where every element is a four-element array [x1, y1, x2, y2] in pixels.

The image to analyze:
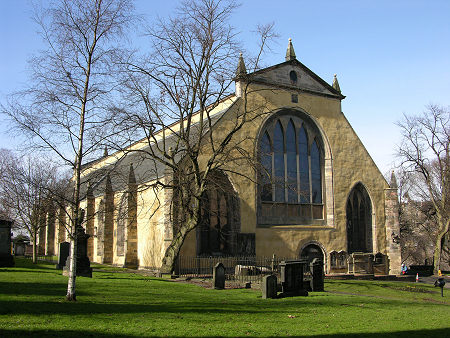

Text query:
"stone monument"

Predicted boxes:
[[279, 260, 308, 297], [213, 262, 225, 289], [309, 258, 324, 292], [63, 210, 93, 278], [56, 242, 70, 270], [0, 219, 14, 267], [262, 274, 277, 299]]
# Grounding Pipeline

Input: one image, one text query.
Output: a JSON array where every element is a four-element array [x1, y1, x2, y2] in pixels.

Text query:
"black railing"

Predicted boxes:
[[176, 256, 298, 282], [24, 254, 57, 263]]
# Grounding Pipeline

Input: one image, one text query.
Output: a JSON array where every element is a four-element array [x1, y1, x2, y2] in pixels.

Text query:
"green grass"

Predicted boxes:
[[0, 259, 449, 337]]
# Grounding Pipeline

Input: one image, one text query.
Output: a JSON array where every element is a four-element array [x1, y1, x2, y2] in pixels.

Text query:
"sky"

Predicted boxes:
[[1, 0, 449, 175]]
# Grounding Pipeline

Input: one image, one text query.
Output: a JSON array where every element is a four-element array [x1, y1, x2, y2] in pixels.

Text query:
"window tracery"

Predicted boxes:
[[258, 111, 325, 225]]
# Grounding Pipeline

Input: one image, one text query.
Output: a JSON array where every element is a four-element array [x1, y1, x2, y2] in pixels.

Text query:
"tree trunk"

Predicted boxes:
[[32, 230, 37, 264], [160, 205, 200, 274], [433, 219, 450, 273], [66, 228, 78, 301]]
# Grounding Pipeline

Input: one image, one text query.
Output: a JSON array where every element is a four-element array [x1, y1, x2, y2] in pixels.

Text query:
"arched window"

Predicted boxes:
[[197, 171, 241, 256], [258, 111, 325, 225], [298, 125, 310, 203], [346, 183, 372, 253], [260, 132, 272, 202], [273, 121, 285, 202], [286, 120, 297, 203], [311, 139, 322, 204]]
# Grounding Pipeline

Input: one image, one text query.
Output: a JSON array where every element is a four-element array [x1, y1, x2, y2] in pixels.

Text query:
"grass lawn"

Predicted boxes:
[[0, 259, 449, 337]]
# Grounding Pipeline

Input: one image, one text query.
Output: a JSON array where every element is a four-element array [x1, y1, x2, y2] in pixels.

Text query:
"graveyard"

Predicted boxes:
[[0, 258, 449, 337]]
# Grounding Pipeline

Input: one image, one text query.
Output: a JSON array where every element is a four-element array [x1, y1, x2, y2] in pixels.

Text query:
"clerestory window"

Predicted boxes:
[[258, 111, 325, 225]]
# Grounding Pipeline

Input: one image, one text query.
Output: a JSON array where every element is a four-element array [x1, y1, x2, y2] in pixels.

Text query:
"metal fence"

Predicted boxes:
[[175, 256, 299, 282], [24, 255, 57, 263]]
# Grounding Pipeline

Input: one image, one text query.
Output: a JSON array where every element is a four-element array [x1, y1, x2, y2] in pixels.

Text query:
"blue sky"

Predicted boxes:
[[1, 0, 449, 175]]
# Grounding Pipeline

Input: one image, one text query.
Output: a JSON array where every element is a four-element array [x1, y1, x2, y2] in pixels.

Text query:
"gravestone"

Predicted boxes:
[[63, 210, 93, 278], [56, 242, 70, 269], [348, 252, 374, 275], [279, 260, 308, 297], [212, 262, 225, 289], [262, 274, 277, 299], [309, 258, 324, 292], [0, 219, 14, 267]]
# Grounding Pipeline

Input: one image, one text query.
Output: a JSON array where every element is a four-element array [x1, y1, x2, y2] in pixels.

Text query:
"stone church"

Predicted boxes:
[[38, 40, 402, 275]]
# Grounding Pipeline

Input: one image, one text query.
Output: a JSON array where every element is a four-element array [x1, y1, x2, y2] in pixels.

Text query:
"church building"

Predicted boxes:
[[39, 40, 402, 275]]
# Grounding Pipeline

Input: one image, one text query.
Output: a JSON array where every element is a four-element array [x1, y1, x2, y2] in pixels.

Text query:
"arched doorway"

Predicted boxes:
[[346, 183, 373, 253], [300, 243, 324, 264]]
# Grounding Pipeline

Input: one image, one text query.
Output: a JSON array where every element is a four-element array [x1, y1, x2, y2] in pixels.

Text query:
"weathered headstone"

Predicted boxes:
[[213, 262, 225, 289], [63, 210, 93, 278], [0, 219, 14, 267], [262, 274, 277, 299], [348, 252, 374, 275], [309, 258, 324, 292], [56, 242, 70, 270], [279, 260, 308, 297]]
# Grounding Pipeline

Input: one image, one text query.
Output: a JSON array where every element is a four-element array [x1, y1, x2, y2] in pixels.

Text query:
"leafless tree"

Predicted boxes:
[[1, 0, 135, 300], [110, 0, 276, 273], [0, 149, 66, 263], [394, 168, 440, 265], [397, 104, 450, 271]]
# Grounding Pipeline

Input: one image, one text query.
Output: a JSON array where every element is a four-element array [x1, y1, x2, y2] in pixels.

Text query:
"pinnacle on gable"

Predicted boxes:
[[236, 52, 247, 78], [390, 170, 398, 189], [103, 146, 108, 157], [332, 74, 341, 93], [285, 38, 296, 61]]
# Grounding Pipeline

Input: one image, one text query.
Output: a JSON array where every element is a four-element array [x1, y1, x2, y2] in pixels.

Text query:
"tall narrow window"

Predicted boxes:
[[273, 121, 285, 202], [286, 120, 297, 203], [298, 126, 310, 203], [97, 200, 105, 254], [260, 132, 272, 201], [311, 139, 322, 203]]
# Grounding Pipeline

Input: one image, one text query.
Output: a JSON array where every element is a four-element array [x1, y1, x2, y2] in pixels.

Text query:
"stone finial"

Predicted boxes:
[[236, 52, 247, 78], [285, 38, 296, 61], [128, 163, 136, 185], [390, 170, 398, 189], [103, 146, 108, 157], [332, 74, 341, 93]]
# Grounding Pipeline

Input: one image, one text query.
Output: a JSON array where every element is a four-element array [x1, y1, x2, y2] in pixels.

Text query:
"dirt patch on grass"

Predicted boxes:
[[172, 277, 257, 290], [382, 285, 435, 294]]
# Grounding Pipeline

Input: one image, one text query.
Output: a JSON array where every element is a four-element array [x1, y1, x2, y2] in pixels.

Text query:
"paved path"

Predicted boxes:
[[416, 275, 450, 289]]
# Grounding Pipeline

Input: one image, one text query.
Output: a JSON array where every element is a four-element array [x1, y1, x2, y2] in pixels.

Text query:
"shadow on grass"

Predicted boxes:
[[0, 292, 446, 317], [0, 268, 59, 274], [0, 281, 93, 298], [0, 328, 449, 337]]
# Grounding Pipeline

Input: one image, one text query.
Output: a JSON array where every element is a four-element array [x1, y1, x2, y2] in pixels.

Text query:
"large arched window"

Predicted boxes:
[[258, 111, 325, 225], [197, 171, 241, 256]]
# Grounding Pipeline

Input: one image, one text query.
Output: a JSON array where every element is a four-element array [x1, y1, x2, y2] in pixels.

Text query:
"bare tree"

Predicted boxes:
[[395, 168, 440, 265], [397, 104, 450, 272], [0, 149, 65, 263], [110, 0, 276, 273], [1, 0, 134, 300]]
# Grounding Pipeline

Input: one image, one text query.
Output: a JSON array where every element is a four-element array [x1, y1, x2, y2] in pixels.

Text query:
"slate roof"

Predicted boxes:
[[78, 99, 237, 199]]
